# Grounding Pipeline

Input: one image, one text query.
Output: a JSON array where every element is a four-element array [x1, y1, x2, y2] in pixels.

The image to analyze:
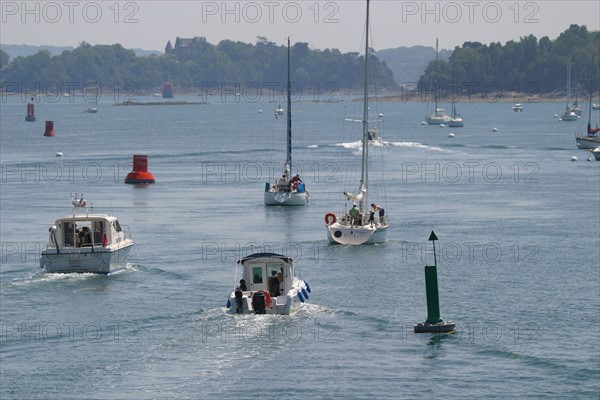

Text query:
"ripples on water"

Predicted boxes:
[[1, 98, 599, 398]]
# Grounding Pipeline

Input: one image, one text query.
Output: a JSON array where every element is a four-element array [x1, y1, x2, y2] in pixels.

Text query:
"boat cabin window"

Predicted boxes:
[[252, 267, 263, 284], [91, 221, 105, 243], [63, 222, 77, 246], [113, 220, 122, 232], [267, 263, 284, 296], [266, 263, 283, 277]]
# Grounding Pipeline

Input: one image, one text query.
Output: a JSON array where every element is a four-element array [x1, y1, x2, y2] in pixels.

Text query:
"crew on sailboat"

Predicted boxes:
[[290, 174, 302, 189], [370, 203, 385, 225]]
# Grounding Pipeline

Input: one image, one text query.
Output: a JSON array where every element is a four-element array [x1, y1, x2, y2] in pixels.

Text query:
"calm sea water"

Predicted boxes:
[[1, 93, 599, 399]]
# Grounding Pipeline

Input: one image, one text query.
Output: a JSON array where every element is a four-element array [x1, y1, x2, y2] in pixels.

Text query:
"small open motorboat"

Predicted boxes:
[[227, 253, 311, 315]]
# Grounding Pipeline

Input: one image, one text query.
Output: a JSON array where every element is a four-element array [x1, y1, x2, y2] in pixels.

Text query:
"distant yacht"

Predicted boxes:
[[425, 39, 451, 126]]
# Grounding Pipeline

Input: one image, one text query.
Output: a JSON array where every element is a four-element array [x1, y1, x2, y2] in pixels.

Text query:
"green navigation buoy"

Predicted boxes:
[[414, 231, 456, 334]]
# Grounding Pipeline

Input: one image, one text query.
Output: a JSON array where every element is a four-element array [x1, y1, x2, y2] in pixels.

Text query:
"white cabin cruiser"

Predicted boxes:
[[40, 195, 134, 274], [227, 253, 311, 315]]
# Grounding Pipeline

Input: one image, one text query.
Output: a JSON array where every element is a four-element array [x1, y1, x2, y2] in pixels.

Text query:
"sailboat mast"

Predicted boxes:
[[588, 55, 595, 126], [567, 57, 572, 106], [286, 37, 292, 177], [434, 38, 439, 114], [360, 0, 370, 211]]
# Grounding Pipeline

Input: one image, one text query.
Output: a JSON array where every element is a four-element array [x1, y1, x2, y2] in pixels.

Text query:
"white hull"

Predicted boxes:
[[592, 147, 600, 161], [561, 113, 579, 121], [425, 115, 451, 125], [576, 135, 600, 149], [327, 222, 388, 245], [40, 242, 133, 274], [264, 191, 308, 206], [228, 283, 308, 315], [227, 253, 311, 315], [447, 118, 464, 127]]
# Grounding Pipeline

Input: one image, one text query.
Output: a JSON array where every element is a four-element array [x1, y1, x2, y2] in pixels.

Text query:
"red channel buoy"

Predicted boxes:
[[125, 155, 155, 184], [26, 97, 36, 121], [43, 121, 55, 137]]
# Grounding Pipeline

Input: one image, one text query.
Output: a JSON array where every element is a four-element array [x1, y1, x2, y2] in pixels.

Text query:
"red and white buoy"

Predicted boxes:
[[125, 155, 155, 184], [43, 121, 55, 137]]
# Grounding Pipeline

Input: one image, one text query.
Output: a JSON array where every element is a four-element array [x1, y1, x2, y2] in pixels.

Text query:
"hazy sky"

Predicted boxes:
[[1, 1, 599, 52]]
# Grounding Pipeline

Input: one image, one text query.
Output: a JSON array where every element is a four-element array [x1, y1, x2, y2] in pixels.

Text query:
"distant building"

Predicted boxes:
[[165, 37, 207, 61]]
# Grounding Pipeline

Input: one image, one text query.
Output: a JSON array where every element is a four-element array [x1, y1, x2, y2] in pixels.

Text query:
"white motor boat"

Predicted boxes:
[[367, 128, 383, 143], [264, 38, 309, 206], [592, 147, 600, 161], [512, 103, 524, 112], [40, 195, 134, 274], [227, 253, 311, 315], [324, 0, 389, 245]]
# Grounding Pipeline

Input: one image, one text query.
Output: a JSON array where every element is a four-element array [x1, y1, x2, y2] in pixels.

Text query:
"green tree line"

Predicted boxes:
[[0, 38, 397, 94], [418, 25, 600, 97]]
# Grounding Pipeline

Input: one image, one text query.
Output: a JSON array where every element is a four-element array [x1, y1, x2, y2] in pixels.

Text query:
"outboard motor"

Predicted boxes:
[[252, 292, 267, 314]]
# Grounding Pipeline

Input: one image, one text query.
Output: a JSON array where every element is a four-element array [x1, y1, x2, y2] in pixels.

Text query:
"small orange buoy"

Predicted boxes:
[[43, 121, 55, 137], [125, 155, 155, 184]]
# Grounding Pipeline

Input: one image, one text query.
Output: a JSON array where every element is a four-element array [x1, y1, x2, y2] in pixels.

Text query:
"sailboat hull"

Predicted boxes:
[[447, 118, 464, 127], [327, 223, 387, 245], [575, 135, 600, 149], [425, 115, 451, 125], [264, 191, 308, 206]]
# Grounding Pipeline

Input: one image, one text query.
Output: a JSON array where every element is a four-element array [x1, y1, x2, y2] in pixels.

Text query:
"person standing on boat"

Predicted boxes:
[[277, 175, 289, 192], [290, 174, 302, 190], [349, 203, 361, 226], [239, 279, 247, 291], [370, 203, 385, 224]]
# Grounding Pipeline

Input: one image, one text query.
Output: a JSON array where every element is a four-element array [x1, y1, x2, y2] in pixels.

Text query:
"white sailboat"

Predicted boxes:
[[447, 66, 464, 127], [264, 38, 308, 206], [325, 0, 388, 245], [275, 105, 284, 116], [575, 55, 600, 149], [561, 58, 579, 122], [425, 39, 451, 125]]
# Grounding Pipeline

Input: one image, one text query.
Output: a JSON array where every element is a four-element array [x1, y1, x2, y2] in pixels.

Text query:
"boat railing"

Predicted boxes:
[[336, 211, 386, 227], [121, 225, 133, 241]]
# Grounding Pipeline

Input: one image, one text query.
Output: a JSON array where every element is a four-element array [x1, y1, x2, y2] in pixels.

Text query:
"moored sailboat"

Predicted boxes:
[[575, 55, 600, 149], [561, 58, 580, 122], [425, 39, 451, 126]]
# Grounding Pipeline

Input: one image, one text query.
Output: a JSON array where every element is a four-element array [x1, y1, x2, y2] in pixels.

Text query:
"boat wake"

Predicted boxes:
[[8, 262, 140, 287], [334, 140, 456, 154]]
